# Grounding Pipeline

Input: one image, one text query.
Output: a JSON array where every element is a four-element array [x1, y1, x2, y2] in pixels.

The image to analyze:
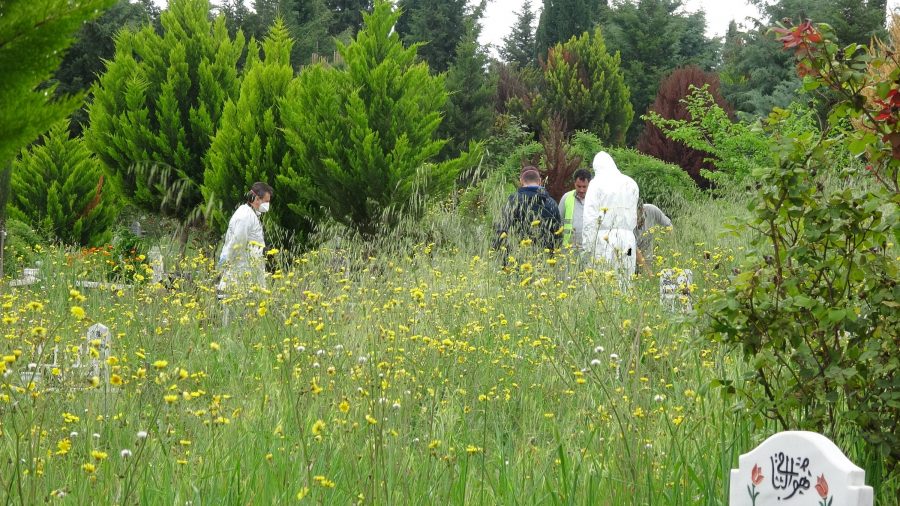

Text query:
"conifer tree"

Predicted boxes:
[[395, 0, 471, 73], [86, 0, 246, 225], [281, 0, 333, 64], [0, 0, 114, 168], [326, 0, 372, 37], [439, 20, 496, 158], [10, 121, 117, 246], [204, 19, 310, 239], [602, 0, 719, 142], [500, 0, 537, 68], [534, 0, 606, 61], [247, 0, 333, 66], [541, 28, 632, 144], [280, 0, 474, 238]]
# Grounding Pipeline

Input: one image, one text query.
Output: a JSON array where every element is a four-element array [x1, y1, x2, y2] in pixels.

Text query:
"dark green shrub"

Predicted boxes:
[[10, 121, 118, 246]]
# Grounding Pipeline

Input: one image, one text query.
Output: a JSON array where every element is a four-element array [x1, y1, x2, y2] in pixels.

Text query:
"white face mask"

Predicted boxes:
[[258, 202, 270, 214]]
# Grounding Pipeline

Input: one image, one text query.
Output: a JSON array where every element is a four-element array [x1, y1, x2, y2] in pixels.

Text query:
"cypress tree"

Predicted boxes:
[[499, 0, 537, 68], [326, 0, 372, 37], [10, 121, 118, 246], [204, 19, 310, 240], [602, 0, 719, 143], [280, 0, 474, 238], [282, 0, 333, 65], [86, 0, 246, 224], [541, 28, 632, 145], [439, 20, 496, 158], [534, 0, 606, 61], [0, 0, 114, 168], [396, 0, 470, 73]]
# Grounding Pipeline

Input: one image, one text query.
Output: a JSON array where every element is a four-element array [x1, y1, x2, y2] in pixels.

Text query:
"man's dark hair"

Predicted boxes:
[[573, 168, 592, 181], [520, 167, 542, 184], [246, 182, 274, 204]]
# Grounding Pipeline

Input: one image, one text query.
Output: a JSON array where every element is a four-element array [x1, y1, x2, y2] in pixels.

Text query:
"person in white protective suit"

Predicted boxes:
[[581, 152, 639, 280], [217, 182, 272, 298]]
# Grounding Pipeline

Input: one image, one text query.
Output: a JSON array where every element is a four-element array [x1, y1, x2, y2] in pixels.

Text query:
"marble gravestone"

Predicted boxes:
[[729, 431, 873, 506], [659, 268, 693, 312]]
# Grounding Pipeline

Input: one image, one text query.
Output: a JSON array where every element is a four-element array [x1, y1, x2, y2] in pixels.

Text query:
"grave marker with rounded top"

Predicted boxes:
[[729, 431, 873, 505]]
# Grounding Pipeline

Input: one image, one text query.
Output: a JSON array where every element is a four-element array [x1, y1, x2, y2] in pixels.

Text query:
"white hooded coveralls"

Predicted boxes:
[[582, 152, 639, 278], [218, 204, 266, 291]]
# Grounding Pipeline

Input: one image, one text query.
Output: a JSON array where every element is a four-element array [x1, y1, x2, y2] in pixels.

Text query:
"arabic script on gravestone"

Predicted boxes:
[[770, 451, 813, 500]]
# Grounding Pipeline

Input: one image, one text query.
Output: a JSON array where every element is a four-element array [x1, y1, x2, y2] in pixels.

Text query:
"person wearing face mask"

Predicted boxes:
[[217, 182, 273, 301]]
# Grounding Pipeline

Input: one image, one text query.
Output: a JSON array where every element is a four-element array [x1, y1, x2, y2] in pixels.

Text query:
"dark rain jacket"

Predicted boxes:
[[492, 186, 562, 253]]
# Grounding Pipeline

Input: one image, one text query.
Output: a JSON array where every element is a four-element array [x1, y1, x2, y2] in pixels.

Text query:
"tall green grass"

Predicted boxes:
[[0, 192, 894, 504]]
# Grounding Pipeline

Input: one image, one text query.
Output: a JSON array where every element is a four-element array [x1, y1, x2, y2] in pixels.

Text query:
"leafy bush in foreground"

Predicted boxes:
[[705, 20, 900, 476]]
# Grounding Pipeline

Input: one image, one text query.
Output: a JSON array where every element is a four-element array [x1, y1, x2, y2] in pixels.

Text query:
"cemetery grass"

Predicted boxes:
[[0, 196, 890, 504]]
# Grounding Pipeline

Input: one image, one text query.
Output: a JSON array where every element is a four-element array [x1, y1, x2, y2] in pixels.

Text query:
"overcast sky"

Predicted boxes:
[[479, 0, 900, 53]]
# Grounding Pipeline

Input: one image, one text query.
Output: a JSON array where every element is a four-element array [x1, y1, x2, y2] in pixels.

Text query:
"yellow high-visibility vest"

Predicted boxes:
[[561, 190, 576, 247]]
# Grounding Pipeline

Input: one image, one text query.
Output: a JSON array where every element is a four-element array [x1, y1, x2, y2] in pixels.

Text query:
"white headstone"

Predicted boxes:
[[659, 268, 693, 312], [729, 431, 873, 506], [148, 246, 165, 284], [73, 324, 111, 384]]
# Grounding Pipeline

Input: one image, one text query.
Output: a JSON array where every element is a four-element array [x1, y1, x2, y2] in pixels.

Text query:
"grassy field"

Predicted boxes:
[[0, 195, 888, 504]]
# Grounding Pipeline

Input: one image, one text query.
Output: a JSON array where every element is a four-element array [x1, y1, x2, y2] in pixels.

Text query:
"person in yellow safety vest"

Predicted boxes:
[[557, 168, 592, 250]]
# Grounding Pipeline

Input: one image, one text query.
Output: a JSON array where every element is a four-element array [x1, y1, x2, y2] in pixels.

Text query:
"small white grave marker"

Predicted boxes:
[[72, 323, 111, 384], [659, 268, 693, 312], [729, 431, 873, 506], [148, 246, 164, 284]]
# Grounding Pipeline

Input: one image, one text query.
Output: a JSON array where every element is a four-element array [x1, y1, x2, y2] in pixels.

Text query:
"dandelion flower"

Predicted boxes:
[[56, 439, 71, 456], [296, 487, 310, 500], [82, 463, 96, 474], [338, 400, 350, 413], [311, 419, 326, 436], [70, 306, 86, 320], [91, 450, 108, 461], [153, 360, 168, 369], [209, 342, 220, 351], [365, 414, 377, 425]]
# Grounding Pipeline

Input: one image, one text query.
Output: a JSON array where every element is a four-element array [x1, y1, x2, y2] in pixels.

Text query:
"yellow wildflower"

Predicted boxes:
[[70, 306, 86, 320]]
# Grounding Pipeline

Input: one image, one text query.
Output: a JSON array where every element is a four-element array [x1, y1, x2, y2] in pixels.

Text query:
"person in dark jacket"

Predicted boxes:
[[493, 167, 562, 255]]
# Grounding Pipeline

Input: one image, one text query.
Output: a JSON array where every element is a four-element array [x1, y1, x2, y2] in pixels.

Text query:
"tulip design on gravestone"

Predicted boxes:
[[816, 474, 832, 506], [748, 463, 764, 505]]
